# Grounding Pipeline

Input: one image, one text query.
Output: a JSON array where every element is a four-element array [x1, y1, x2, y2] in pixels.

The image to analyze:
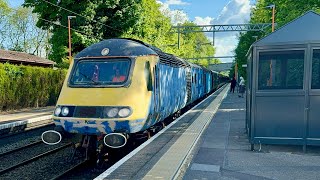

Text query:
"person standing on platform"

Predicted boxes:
[[230, 77, 237, 93], [238, 76, 245, 98]]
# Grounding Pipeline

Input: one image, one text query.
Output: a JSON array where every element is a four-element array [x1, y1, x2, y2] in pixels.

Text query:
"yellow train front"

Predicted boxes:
[[43, 39, 164, 148], [42, 38, 222, 149]]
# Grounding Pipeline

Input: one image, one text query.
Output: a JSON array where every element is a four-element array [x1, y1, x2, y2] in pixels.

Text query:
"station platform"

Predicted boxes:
[[95, 85, 320, 180], [0, 107, 54, 135]]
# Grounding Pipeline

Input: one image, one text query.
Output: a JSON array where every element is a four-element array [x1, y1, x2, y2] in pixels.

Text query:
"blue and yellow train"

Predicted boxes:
[[42, 38, 227, 149]]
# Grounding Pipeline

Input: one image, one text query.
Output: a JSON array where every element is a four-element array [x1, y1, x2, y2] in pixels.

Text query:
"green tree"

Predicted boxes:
[[234, 0, 320, 79], [0, 3, 48, 56], [96, 0, 142, 39], [123, 0, 218, 67], [0, 0, 11, 48], [175, 21, 217, 67], [6, 7, 47, 55], [24, 0, 217, 67], [123, 0, 173, 48], [24, 0, 142, 64]]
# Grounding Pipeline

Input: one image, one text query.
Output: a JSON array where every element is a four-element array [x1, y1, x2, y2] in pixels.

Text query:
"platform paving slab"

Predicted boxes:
[[182, 92, 320, 180], [0, 107, 54, 135], [95, 86, 229, 180]]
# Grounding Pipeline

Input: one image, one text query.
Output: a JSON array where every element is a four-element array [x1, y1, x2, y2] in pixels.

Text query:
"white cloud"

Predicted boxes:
[[170, 10, 189, 25], [214, 34, 238, 62], [158, 1, 189, 25], [159, 0, 252, 62], [192, 0, 252, 62], [164, 0, 190, 6], [156, 1, 163, 5], [194, 16, 214, 25], [214, 0, 251, 25]]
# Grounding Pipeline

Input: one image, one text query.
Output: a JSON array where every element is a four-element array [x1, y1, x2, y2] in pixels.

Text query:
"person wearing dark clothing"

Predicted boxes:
[[230, 77, 237, 93]]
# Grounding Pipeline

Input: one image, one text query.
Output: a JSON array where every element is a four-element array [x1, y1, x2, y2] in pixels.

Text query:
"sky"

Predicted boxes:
[[9, 0, 256, 63], [8, 0, 24, 8], [158, 0, 256, 62]]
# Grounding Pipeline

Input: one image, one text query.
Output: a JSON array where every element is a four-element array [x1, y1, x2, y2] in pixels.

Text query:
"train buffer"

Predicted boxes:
[[95, 85, 320, 180], [0, 107, 54, 136]]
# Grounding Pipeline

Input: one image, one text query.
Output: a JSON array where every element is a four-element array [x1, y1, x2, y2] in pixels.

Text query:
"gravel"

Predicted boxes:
[[0, 145, 82, 180], [0, 125, 54, 154]]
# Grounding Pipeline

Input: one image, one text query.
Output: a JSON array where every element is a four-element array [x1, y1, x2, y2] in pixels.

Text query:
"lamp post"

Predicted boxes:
[[266, 4, 275, 86], [68, 16, 76, 62], [235, 62, 238, 81], [266, 4, 275, 32]]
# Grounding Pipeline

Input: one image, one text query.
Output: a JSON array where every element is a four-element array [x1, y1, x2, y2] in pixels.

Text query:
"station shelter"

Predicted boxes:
[[246, 11, 320, 150]]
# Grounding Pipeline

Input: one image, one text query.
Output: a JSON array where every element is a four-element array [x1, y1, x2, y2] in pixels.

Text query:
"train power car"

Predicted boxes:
[[41, 38, 226, 157]]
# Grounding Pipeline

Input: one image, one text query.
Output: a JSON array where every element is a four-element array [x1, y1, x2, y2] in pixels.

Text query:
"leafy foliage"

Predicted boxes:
[[24, 0, 142, 64], [124, 0, 217, 67], [24, 0, 217, 67], [0, 2, 48, 56], [234, 0, 320, 79], [0, 63, 66, 110]]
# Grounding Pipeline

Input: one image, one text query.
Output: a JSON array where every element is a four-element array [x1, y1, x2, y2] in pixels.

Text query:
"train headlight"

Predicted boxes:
[[54, 107, 61, 116], [61, 107, 69, 116], [118, 108, 131, 118], [107, 108, 118, 118]]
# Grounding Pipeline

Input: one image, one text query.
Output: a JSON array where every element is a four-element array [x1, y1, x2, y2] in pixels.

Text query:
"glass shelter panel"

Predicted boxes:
[[258, 50, 304, 90], [311, 49, 320, 89]]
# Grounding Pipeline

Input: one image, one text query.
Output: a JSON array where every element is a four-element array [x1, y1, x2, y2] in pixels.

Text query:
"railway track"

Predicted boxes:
[[49, 160, 90, 180], [0, 87, 226, 179], [0, 123, 54, 140], [0, 124, 55, 156], [0, 143, 72, 175], [0, 127, 87, 180], [57, 88, 225, 179], [0, 140, 42, 157]]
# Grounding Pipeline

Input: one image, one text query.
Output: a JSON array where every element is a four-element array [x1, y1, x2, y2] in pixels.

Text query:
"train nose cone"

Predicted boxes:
[[41, 130, 62, 145], [104, 133, 127, 148]]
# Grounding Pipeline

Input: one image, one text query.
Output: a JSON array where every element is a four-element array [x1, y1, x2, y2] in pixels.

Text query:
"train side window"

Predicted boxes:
[[258, 50, 305, 90], [195, 74, 197, 84], [311, 49, 320, 89], [145, 61, 153, 91], [203, 73, 205, 84], [154, 66, 157, 89]]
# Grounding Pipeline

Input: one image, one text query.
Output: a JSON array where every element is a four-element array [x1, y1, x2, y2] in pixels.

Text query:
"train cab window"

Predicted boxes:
[[258, 50, 304, 90], [70, 58, 131, 86], [311, 49, 320, 89]]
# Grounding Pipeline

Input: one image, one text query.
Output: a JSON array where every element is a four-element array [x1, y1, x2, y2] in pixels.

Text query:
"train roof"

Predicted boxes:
[[75, 38, 157, 59], [75, 38, 208, 70]]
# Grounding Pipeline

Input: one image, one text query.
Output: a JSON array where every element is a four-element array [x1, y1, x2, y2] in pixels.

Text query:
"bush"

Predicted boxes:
[[0, 63, 66, 111]]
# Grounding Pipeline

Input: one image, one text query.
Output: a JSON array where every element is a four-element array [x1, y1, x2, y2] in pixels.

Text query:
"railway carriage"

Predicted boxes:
[[42, 38, 226, 150]]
